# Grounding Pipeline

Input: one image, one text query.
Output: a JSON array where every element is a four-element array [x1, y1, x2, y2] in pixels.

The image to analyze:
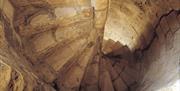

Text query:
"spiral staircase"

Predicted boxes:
[[0, 0, 180, 91]]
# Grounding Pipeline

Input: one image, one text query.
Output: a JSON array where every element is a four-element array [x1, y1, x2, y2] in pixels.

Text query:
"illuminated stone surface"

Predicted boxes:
[[0, 0, 179, 91]]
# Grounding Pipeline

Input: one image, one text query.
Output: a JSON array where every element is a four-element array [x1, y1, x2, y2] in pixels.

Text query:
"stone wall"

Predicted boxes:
[[104, 0, 180, 50], [0, 0, 109, 91], [137, 10, 180, 91], [0, 0, 180, 91]]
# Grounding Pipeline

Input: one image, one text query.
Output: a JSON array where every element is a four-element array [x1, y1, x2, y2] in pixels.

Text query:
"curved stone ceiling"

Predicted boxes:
[[4, 0, 180, 51], [0, 0, 180, 91], [104, 0, 180, 50]]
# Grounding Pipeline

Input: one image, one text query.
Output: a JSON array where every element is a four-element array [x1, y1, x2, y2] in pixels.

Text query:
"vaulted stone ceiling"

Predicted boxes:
[[1, 0, 180, 50], [104, 0, 180, 50], [0, 0, 180, 91]]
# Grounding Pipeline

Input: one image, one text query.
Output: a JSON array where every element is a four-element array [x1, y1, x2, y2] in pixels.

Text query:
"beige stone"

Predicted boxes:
[[0, 0, 179, 91], [0, 61, 12, 91]]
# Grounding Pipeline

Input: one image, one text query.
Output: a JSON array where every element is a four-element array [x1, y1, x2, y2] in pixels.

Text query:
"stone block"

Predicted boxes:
[[113, 77, 127, 91], [30, 31, 57, 53]]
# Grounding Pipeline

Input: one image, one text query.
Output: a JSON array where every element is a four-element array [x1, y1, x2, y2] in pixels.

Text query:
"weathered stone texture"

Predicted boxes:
[[104, 0, 180, 50], [137, 10, 180, 91], [0, 0, 179, 91]]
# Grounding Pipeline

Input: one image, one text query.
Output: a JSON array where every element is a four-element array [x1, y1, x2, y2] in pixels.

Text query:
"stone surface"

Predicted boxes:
[[104, 0, 180, 50], [0, 61, 12, 91], [80, 56, 100, 91], [137, 10, 180, 91], [0, 0, 179, 91], [99, 59, 114, 91]]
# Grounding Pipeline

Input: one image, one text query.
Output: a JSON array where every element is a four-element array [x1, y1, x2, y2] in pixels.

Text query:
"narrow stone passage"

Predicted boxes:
[[0, 0, 180, 91]]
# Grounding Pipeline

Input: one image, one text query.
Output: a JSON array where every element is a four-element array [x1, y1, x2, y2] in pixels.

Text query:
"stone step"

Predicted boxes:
[[109, 58, 139, 87], [103, 39, 134, 62], [104, 58, 128, 91], [111, 59, 128, 75], [106, 45, 134, 62], [102, 39, 123, 55], [120, 66, 139, 87], [45, 38, 89, 71], [33, 62, 57, 83], [80, 56, 100, 91], [57, 44, 96, 91], [99, 59, 114, 91], [29, 21, 92, 64], [32, 36, 92, 83]]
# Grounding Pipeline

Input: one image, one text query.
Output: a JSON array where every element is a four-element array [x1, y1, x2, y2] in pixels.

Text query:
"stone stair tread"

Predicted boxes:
[[80, 56, 100, 91], [99, 59, 114, 91], [104, 58, 128, 91], [45, 38, 88, 71], [57, 45, 96, 91]]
